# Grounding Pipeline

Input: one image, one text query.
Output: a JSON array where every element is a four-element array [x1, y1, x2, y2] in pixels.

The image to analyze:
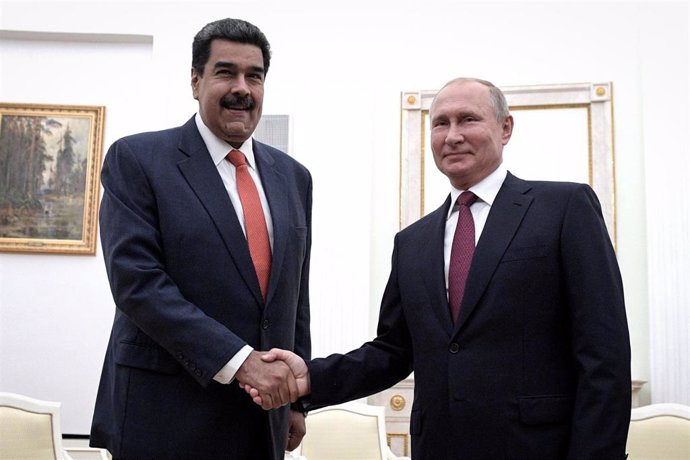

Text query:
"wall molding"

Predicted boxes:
[[0, 29, 152, 44]]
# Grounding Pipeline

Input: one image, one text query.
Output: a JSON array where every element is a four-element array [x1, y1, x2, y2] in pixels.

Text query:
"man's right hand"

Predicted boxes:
[[240, 348, 311, 409], [235, 350, 299, 410]]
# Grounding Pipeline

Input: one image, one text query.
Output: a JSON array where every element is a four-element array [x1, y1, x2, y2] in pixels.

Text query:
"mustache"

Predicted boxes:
[[220, 94, 255, 110]]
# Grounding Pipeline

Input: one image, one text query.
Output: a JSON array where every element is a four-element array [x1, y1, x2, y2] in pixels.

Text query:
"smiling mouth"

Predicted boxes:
[[223, 108, 250, 117], [445, 151, 471, 158]]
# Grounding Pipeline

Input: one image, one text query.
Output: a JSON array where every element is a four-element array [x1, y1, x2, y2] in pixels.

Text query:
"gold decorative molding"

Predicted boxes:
[[402, 91, 422, 109], [591, 82, 611, 101], [390, 394, 406, 411], [387, 433, 409, 457]]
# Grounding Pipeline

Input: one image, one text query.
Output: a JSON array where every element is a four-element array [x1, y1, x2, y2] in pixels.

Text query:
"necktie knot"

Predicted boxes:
[[458, 191, 478, 208], [227, 149, 247, 168]]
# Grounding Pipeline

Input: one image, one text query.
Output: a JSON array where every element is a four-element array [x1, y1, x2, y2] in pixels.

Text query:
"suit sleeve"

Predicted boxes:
[[306, 234, 414, 408], [294, 171, 312, 362], [561, 184, 631, 458], [290, 172, 312, 414], [100, 139, 246, 387]]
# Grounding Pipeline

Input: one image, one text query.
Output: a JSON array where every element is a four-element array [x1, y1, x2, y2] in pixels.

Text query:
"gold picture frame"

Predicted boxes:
[[0, 103, 105, 254]]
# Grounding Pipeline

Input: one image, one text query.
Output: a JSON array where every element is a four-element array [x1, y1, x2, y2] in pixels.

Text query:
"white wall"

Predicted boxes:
[[0, 0, 687, 434]]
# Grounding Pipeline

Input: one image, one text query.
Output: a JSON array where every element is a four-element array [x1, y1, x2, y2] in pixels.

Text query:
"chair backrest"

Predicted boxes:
[[300, 402, 390, 460], [0, 392, 68, 460], [626, 403, 690, 460]]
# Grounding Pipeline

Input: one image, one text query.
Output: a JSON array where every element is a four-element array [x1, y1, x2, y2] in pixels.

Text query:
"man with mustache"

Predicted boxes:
[[90, 18, 312, 460]]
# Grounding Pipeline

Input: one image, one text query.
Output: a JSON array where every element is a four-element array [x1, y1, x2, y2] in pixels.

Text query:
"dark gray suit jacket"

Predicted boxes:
[[307, 173, 630, 459], [91, 117, 312, 460]]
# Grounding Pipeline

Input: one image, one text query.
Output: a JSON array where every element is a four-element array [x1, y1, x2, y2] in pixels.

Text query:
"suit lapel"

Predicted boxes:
[[175, 118, 264, 305], [418, 196, 456, 337], [253, 141, 289, 306], [454, 173, 533, 334]]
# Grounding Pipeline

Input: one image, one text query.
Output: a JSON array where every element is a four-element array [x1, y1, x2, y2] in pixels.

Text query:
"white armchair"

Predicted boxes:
[[0, 392, 110, 460], [0, 392, 73, 460], [296, 402, 410, 460], [626, 402, 690, 459]]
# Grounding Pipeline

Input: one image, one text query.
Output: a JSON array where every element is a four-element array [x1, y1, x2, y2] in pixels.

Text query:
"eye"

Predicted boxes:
[[247, 73, 264, 82]]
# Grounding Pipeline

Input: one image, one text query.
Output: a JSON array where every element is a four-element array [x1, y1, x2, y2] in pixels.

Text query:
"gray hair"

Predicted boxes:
[[435, 77, 510, 122]]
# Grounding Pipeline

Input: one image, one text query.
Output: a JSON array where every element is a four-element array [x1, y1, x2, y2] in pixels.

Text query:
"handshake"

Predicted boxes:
[[235, 348, 310, 410]]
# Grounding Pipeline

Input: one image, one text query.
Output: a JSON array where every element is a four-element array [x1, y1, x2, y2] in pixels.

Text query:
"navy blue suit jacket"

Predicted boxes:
[[307, 173, 630, 459], [91, 117, 312, 460]]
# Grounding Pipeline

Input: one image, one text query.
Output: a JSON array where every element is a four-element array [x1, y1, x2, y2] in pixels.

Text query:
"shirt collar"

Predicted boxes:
[[447, 163, 508, 220], [194, 112, 257, 169]]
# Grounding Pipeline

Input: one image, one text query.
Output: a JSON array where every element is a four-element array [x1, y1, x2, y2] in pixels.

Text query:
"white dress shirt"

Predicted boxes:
[[194, 113, 269, 384], [443, 164, 507, 296]]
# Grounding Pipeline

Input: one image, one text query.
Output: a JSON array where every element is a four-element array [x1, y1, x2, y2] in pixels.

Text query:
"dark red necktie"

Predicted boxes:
[[226, 150, 271, 301], [448, 191, 478, 323]]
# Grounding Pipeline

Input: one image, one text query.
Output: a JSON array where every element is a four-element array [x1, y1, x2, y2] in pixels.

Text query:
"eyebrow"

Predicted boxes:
[[442, 109, 480, 119], [214, 61, 265, 75]]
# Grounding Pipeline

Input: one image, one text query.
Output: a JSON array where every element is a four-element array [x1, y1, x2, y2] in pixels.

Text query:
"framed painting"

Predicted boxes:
[[0, 103, 105, 254]]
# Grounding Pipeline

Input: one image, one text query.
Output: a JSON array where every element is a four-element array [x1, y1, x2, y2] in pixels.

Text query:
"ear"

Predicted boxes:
[[501, 115, 514, 145], [191, 68, 200, 100]]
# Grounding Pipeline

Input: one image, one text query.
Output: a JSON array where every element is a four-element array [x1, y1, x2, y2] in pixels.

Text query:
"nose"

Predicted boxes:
[[231, 74, 251, 96], [445, 123, 465, 145]]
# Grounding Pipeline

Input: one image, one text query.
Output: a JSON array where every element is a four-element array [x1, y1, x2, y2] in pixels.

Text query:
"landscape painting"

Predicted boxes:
[[0, 103, 105, 254]]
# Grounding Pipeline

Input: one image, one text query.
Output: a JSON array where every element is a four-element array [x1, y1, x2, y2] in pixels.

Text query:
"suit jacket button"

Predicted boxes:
[[449, 343, 460, 354], [262, 319, 270, 330], [195, 369, 203, 377]]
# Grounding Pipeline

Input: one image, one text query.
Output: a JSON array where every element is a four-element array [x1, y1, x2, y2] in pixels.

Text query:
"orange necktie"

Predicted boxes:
[[227, 150, 271, 301]]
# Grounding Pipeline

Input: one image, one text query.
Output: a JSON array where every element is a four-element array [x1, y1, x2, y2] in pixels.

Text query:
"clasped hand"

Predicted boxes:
[[236, 349, 310, 410]]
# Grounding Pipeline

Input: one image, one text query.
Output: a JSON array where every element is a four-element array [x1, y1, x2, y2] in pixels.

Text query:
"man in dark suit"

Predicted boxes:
[[90, 18, 311, 460], [250, 78, 631, 459]]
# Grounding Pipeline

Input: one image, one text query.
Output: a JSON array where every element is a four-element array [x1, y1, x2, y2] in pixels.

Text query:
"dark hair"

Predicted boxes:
[[192, 18, 271, 76]]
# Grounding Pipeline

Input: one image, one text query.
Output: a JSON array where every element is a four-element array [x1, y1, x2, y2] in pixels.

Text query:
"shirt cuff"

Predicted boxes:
[[213, 345, 253, 384]]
